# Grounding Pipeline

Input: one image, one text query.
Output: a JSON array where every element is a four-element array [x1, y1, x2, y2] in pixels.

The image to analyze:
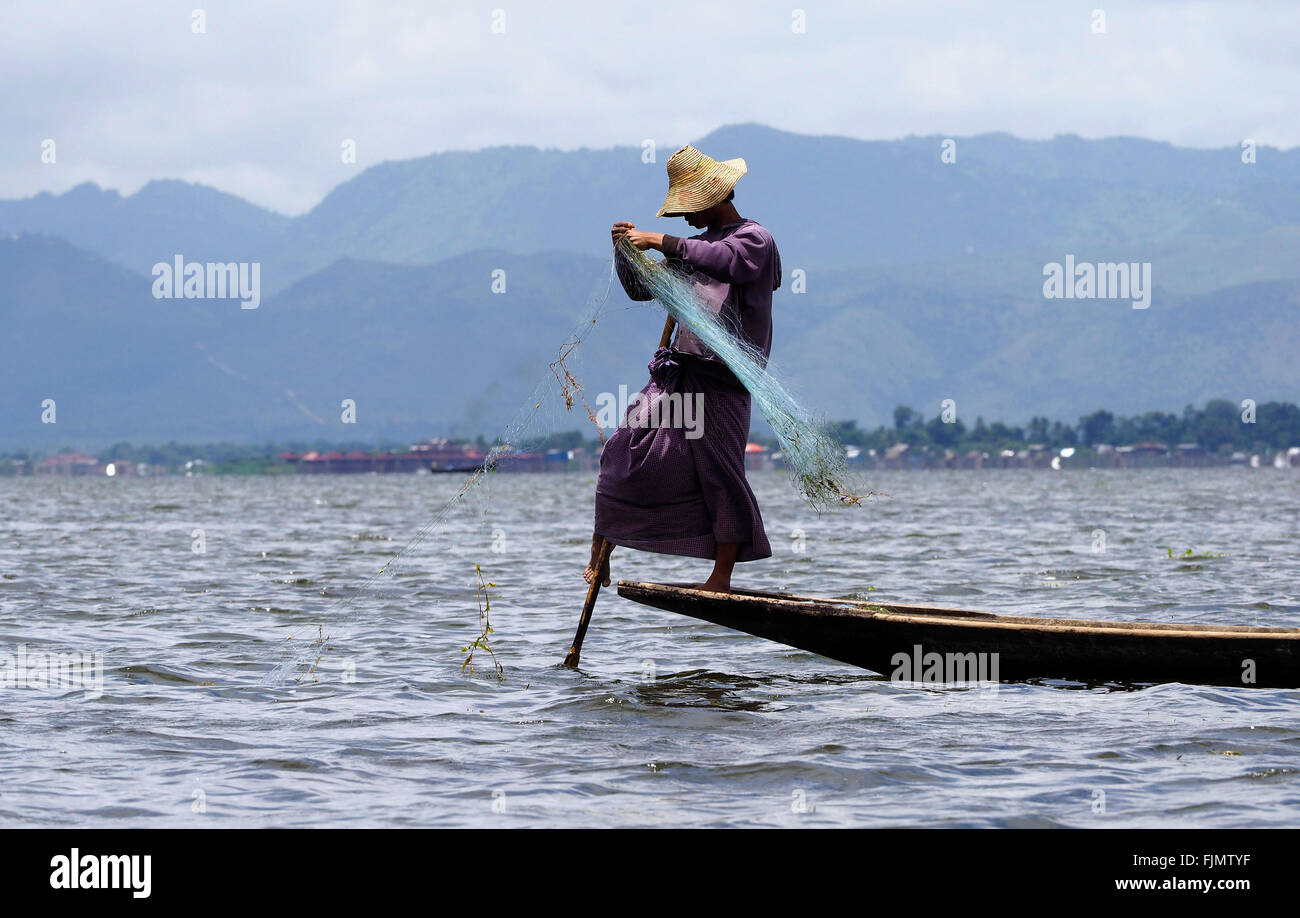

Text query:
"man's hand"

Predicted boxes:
[[626, 229, 664, 251], [611, 222, 664, 252], [611, 221, 636, 246]]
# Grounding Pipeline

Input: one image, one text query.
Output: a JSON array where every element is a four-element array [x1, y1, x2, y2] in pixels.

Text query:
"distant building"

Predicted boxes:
[[34, 452, 99, 476], [882, 442, 910, 469], [1116, 442, 1168, 468], [744, 442, 770, 471], [1173, 443, 1211, 467], [412, 438, 485, 472], [569, 446, 596, 472], [494, 451, 545, 472], [282, 438, 487, 474]]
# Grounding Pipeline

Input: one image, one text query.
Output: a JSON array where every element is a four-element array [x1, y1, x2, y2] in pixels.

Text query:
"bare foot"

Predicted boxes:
[[582, 535, 611, 587], [694, 543, 738, 594]]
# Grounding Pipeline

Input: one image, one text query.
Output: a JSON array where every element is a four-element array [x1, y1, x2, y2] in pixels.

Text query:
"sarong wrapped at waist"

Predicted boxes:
[[594, 347, 771, 562]]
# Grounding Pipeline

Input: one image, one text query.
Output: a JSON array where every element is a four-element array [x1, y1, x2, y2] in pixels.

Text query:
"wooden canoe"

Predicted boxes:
[[616, 581, 1300, 689]]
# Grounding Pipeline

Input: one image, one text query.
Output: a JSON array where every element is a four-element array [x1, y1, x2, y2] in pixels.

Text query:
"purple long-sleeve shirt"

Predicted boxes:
[[615, 219, 782, 364]]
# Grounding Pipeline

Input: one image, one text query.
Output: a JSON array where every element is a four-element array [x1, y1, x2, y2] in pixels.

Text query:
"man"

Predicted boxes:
[[583, 145, 782, 593]]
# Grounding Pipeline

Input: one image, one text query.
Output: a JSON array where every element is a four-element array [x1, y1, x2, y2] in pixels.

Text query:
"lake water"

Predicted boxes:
[[1, 468, 1297, 827]]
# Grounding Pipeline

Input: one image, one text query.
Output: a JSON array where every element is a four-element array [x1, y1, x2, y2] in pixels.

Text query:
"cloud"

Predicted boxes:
[[2, 0, 1297, 213]]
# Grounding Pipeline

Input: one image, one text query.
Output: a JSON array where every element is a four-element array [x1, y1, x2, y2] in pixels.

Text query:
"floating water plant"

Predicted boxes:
[[462, 564, 503, 679]]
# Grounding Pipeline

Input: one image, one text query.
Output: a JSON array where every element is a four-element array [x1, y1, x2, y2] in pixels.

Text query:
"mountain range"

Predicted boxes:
[[2, 123, 1297, 449]]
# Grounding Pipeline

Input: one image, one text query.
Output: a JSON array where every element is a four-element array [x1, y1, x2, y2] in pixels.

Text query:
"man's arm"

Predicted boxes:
[[659, 225, 770, 285], [620, 227, 667, 253], [613, 223, 681, 300]]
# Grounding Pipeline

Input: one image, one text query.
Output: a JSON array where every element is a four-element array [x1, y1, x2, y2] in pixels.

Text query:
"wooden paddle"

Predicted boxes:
[[563, 314, 676, 668]]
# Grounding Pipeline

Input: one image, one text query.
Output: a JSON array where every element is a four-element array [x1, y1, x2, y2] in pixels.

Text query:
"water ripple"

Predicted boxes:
[[1, 468, 1298, 826]]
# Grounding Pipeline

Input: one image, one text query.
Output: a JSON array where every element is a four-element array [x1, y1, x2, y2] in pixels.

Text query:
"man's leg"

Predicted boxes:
[[698, 541, 740, 593], [583, 533, 613, 587]]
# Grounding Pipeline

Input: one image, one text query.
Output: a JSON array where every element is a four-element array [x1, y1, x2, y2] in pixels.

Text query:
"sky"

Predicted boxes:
[[2, 0, 1297, 214]]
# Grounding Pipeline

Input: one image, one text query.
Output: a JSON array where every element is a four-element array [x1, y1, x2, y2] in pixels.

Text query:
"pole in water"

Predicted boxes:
[[564, 538, 613, 667], [564, 314, 672, 667]]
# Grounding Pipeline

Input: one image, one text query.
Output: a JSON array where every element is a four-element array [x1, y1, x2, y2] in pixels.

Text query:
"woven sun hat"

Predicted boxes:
[[656, 145, 748, 217]]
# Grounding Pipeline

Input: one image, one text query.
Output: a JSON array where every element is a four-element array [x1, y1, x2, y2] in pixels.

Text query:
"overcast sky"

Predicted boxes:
[[2, 0, 1296, 214]]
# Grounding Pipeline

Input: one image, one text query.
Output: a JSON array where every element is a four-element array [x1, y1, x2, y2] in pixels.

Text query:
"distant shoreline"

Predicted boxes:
[[3, 445, 1296, 478], [4, 397, 1297, 477]]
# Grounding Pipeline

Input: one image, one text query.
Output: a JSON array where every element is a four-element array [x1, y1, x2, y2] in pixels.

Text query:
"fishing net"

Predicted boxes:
[[261, 240, 866, 686], [260, 266, 626, 686], [616, 238, 865, 511]]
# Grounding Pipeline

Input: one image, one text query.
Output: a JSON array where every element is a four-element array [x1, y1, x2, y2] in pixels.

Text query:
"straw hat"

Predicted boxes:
[[656, 145, 748, 217]]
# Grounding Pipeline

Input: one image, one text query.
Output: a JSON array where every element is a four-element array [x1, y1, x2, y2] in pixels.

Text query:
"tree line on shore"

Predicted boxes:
[[806, 398, 1300, 454]]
